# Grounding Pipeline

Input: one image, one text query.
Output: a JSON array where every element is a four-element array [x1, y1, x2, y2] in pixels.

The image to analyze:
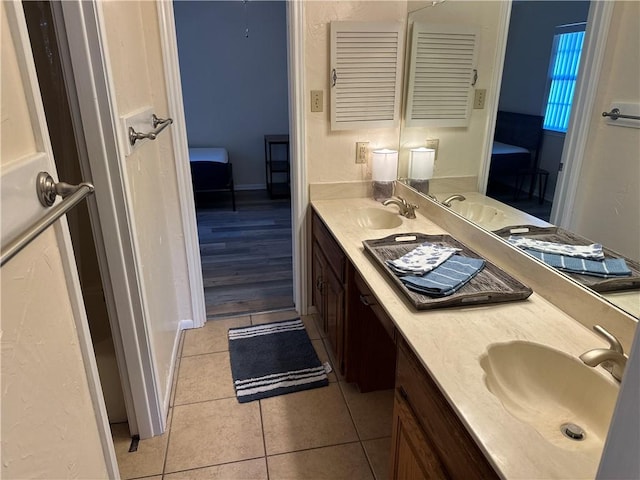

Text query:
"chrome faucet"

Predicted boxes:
[[382, 196, 418, 219], [579, 325, 628, 382], [442, 194, 466, 207]]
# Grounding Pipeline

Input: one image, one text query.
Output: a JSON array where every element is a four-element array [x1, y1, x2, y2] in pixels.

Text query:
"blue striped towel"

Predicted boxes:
[[400, 255, 485, 297], [524, 249, 632, 278]]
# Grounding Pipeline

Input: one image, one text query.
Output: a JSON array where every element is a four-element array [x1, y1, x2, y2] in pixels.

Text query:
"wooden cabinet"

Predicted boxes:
[[311, 210, 395, 386], [390, 338, 499, 480], [312, 212, 347, 374], [312, 207, 500, 479]]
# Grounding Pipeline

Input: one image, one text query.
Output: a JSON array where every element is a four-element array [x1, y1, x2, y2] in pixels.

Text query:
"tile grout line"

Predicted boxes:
[[258, 399, 271, 480], [265, 439, 369, 459], [172, 393, 239, 409], [336, 379, 381, 478], [157, 455, 268, 479]]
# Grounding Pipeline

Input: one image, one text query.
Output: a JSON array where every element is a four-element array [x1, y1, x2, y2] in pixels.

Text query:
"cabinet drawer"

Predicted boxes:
[[353, 268, 396, 343], [312, 211, 345, 282], [396, 338, 498, 480]]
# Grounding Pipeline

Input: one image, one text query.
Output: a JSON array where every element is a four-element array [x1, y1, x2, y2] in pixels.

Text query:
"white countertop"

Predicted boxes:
[[311, 196, 617, 480]]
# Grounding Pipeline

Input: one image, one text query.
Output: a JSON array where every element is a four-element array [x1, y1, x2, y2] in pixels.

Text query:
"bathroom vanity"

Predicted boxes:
[[309, 185, 635, 479]]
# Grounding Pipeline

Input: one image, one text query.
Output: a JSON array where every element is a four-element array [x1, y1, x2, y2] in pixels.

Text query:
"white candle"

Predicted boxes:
[[409, 147, 435, 180], [372, 149, 398, 182]]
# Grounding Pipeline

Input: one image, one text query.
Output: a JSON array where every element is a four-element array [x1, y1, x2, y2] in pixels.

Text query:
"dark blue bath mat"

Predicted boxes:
[[228, 318, 329, 403]]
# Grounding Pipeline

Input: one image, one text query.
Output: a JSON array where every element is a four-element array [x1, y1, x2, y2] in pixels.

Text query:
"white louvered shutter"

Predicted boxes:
[[330, 22, 404, 131], [406, 23, 479, 127]]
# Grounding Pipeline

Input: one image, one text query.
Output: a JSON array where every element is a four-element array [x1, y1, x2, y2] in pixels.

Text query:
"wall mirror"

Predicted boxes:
[[398, 0, 640, 320]]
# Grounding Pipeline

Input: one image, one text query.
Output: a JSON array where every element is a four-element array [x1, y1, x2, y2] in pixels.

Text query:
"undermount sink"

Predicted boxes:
[[352, 207, 403, 230], [480, 341, 618, 451], [449, 201, 506, 228]]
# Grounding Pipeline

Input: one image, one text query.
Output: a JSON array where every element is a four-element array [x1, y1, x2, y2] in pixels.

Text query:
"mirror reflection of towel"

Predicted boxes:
[[524, 249, 631, 278], [508, 236, 604, 260], [400, 255, 485, 297]]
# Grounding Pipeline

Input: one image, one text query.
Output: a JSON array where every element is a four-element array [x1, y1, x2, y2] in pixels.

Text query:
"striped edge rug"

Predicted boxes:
[[228, 318, 330, 403]]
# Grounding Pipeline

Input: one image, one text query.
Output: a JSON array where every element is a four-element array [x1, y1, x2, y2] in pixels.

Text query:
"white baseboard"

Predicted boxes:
[[163, 319, 196, 414]]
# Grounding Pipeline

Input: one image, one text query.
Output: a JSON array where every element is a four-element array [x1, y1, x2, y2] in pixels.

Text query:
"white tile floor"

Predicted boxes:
[[111, 310, 394, 479]]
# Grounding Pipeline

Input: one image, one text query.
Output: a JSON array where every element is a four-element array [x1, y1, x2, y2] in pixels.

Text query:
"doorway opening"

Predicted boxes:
[[174, 1, 294, 318]]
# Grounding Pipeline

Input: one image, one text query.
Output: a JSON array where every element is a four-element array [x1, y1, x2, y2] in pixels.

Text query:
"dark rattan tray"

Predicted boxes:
[[363, 233, 533, 310], [493, 225, 640, 293]]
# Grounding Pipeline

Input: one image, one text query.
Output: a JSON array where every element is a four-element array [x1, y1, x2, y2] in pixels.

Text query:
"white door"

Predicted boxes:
[[0, 2, 117, 478]]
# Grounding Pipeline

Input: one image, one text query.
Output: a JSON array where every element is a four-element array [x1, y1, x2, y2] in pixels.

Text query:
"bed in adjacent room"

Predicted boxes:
[[488, 111, 544, 200], [189, 147, 236, 211]]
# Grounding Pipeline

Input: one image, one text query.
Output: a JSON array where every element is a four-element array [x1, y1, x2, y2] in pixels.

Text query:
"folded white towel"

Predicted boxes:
[[508, 236, 604, 260], [386, 242, 462, 276]]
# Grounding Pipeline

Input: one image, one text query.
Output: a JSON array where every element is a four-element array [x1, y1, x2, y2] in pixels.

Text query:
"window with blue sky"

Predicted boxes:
[[543, 23, 586, 132]]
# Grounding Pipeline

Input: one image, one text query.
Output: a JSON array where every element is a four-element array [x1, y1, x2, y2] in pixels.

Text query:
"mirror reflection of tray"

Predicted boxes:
[[493, 225, 640, 292], [362, 233, 532, 310]]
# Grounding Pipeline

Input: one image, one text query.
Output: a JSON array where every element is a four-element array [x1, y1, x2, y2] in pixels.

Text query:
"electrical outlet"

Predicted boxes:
[[311, 90, 323, 112], [473, 89, 486, 109], [355, 142, 368, 164], [425, 138, 439, 160]]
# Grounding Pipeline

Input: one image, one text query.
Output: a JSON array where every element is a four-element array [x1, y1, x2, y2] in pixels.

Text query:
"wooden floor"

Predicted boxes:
[[487, 179, 552, 222], [195, 189, 294, 318]]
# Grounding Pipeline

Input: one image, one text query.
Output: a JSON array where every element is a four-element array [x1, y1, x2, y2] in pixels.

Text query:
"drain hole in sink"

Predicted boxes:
[[561, 423, 586, 441]]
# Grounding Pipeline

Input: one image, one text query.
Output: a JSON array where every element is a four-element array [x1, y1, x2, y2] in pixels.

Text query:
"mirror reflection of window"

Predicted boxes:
[[486, 1, 590, 222], [543, 23, 586, 133]]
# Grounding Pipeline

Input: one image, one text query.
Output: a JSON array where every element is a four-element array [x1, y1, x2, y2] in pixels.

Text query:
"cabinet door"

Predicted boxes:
[[390, 391, 450, 480], [324, 265, 344, 373], [395, 339, 499, 480], [330, 21, 404, 130], [349, 268, 396, 391], [312, 242, 326, 324]]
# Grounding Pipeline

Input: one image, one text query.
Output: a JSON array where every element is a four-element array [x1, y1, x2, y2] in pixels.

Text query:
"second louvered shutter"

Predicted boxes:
[[406, 23, 479, 127], [330, 22, 404, 131]]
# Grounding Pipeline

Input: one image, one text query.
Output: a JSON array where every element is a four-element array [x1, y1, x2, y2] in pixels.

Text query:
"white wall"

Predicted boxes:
[[598, 322, 640, 479], [499, 1, 590, 115], [100, 1, 192, 413], [174, 0, 289, 190], [305, 1, 407, 185], [0, 3, 110, 477], [571, 0, 640, 261]]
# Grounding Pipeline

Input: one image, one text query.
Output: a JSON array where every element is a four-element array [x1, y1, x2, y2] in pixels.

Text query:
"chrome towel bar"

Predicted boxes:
[[129, 114, 173, 146], [602, 108, 640, 121], [1, 172, 95, 267]]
